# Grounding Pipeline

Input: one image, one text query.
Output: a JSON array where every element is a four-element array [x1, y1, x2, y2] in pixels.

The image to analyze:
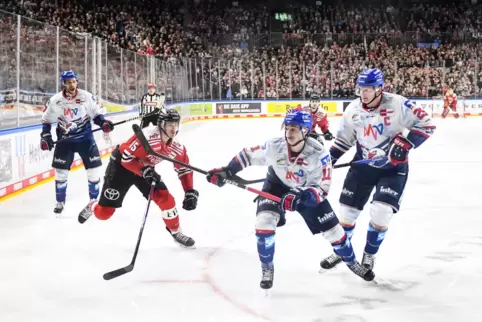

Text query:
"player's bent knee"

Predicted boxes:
[[338, 205, 361, 225], [370, 202, 394, 229], [55, 169, 69, 181], [255, 211, 280, 232], [152, 189, 175, 210], [86, 167, 101, 182], [94, 204, 115, 220], [322, 225, 346, 244]]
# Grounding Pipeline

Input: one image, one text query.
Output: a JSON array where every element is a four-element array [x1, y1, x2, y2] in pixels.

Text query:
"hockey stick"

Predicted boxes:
[[333, 157, 388, 169], [132, 124, 280, 202], [53, 115, 142, 144], [103, 179, 156, 281]]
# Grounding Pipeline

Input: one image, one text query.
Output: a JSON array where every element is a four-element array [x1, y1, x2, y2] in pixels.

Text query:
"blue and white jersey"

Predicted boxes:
[[332, 92, 436, 163], [230, 137, 333, 199], [41, 89, 102, 141]]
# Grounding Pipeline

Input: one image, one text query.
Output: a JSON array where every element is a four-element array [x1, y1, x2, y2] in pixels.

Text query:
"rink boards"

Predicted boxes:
[[1, 98, 481, 201]]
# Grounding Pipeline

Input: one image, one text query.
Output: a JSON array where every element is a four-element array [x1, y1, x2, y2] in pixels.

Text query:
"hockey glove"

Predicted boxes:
[[323, 131, 333, 141], [101, 120, 114, 133], [280, 192, 300, 212], [59, 121, 78, 135], [140, 166, 161, 184], [206, 167, 234, 187], [388, 134, 414, 166], [40, 132, 54, 151], [182, 189, 199, 211], [280, 187, 324, 212]]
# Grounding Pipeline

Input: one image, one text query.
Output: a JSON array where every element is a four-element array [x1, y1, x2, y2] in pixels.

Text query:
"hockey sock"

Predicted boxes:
[[88, 180, 100, 200], [331, 233, 356, 264], [255, 230, 275, 265], [55, 180, 67, 202], [341, 223, 356, 240], [162, 208, 180, 233], [364, 223, 388, 255]]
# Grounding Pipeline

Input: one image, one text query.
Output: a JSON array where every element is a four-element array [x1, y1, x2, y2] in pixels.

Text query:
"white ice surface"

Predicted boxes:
[[1, 117, 482, 322]]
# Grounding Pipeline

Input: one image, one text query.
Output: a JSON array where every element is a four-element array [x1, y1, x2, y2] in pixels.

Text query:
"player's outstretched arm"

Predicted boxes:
[[207, 141, 271, 187]]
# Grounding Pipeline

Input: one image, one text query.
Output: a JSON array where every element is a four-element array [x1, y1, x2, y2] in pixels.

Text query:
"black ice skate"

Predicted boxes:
[[347, 261, 375, 282], [362, 252, 376, 270], [54, 202, 65, 216], [260, 263, 274, 290], [166, 227, 195, 248], [320, 253, 342, 269], [78, 200, 96, 224]]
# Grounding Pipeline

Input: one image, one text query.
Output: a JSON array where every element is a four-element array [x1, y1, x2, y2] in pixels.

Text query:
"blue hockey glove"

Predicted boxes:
[[280, 188, 323, 212], [101, 120, 114, 133], [388, 134, 413, 166], [206, 167, 234, 187], [40, 132, 54, 151]]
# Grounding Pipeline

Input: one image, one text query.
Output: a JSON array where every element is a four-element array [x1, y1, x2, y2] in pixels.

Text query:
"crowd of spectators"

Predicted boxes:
[[1, 0, 482, 99]]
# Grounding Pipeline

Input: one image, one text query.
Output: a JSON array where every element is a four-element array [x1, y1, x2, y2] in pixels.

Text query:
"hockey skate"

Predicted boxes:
[[54, 202, 65, 217], [260, 263, 274, 291], [320, 253, 342, 270], [166, 227, 195, 248], [362, 252, 376, 270], [78, 200, 96, 224], [347, 261, 375, 282]]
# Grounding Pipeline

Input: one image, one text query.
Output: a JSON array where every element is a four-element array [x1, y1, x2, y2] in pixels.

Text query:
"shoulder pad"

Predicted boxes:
[[305, 137, 323, 152]]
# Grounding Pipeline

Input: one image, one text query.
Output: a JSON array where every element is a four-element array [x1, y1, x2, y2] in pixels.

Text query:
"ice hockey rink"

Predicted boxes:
[[1, 116, 482, 322]]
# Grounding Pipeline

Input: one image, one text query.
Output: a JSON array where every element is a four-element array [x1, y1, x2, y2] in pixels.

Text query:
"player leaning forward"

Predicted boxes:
[[78, 109, 198, 247], [207, 110, 375, 290], [40, 70, 114, 214], [320, 69, 436, 270]]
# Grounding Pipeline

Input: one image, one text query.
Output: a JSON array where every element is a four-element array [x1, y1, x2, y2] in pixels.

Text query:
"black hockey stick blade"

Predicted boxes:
[[132, 124, 265, 184], [103, 264, 134, 280]]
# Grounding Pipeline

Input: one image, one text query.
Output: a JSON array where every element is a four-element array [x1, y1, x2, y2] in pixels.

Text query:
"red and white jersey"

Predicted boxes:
[[118, 126, 193, 192], [444, 90, 457, 108], [309, 107, 329, 133]]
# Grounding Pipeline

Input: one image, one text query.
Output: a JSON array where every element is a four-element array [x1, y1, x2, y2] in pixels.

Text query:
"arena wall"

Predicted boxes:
[[0, 98, 480, 200]]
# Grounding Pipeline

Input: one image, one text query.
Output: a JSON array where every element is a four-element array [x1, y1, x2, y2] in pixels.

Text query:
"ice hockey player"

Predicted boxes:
[[441, 87, 460, 119], [78, 109, 198, 248], [286, 95, 333, 145], [206, 109, 375, 290], [40, 70, 114, 214], [306, 94, 333, 143], [320, 68, 436, 271], [139, 83, 166, 128]]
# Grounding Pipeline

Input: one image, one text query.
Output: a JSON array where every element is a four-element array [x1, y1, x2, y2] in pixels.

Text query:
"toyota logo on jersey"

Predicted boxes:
[[104, 188, 120, 200]]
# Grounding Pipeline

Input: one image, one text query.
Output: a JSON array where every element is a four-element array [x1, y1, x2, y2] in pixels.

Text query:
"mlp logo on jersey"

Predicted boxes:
[[64, 108, 79, 118], [364, 123, 384, 139], [285, 169, 305, 183]]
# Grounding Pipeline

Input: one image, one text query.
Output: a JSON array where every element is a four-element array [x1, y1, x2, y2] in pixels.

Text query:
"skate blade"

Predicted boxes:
[[176, 243, 196, 249], [318, 266, 338, 274], [371, 277, 404, 291]]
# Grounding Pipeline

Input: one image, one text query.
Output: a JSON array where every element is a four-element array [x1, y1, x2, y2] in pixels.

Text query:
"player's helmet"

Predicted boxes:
[[357, 68, 384, 88], [158, 108, 181, 125], [284, 110, 313, 135], [309, 94, 320, 109], [60, 70, 78, 84]]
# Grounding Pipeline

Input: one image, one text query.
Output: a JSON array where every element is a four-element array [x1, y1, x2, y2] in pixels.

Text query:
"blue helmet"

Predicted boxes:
[[284, 110, 313, 134], [60, 70, 78, 84], [357, 68, 384, 88]]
